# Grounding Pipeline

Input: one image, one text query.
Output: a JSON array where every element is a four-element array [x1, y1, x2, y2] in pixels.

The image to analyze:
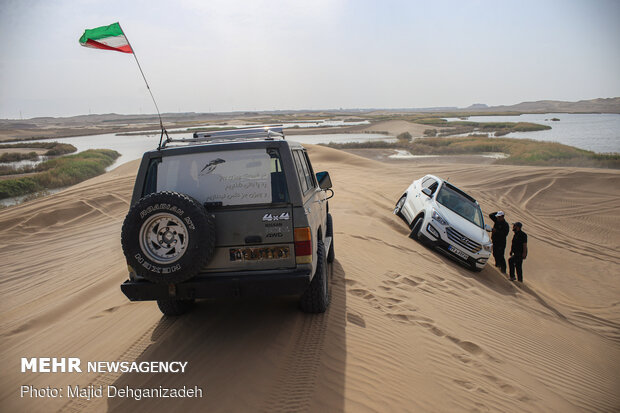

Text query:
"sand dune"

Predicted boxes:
[[357, 119, 432, 137], [1, 145, 619, 412]]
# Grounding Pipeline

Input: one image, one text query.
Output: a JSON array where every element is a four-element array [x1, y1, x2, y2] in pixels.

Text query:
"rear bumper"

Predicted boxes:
[[121, 268, 311, 301]]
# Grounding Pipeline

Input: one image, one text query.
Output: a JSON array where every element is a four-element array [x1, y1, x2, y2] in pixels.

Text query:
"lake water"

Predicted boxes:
[[3, 113, 617, 207], [145, 119, 370, 134], [0, 131, 391, 207], [5, 113, 618, 172], [445, 113, 620, 154], [13, 132, 393, 170]]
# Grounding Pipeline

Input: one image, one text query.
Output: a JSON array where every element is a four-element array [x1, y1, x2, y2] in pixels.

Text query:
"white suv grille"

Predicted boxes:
[[446, 227, 481, 253]]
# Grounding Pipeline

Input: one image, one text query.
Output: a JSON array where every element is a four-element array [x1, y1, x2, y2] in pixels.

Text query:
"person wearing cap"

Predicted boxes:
[[489, 211, 510, 273], [508, 222, 528, 282]]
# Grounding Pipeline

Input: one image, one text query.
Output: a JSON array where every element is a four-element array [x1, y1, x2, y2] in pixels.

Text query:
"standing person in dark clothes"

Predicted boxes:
[[509, 222, 528, 282], [489, 211, 509, 273]]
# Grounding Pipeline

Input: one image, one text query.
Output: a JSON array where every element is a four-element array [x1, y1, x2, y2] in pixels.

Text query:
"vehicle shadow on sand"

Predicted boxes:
[[107, 260, 347, 413]]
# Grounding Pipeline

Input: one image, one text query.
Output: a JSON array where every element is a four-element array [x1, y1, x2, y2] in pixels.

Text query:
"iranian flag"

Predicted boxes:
[[79, 22, 133, 54]]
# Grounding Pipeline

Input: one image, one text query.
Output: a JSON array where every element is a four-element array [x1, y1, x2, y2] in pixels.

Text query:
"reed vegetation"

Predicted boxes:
[[0, 149, 120, 199], [322, 136, 620, 168], [0, 142, 76, 162]]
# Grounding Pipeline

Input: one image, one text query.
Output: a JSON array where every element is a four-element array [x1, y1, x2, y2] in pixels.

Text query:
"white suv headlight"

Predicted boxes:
[[431, 209, 449, 226], [483, 242, 493, 252]]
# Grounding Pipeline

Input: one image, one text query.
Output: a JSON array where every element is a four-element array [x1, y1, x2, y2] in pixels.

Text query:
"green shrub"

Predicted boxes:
[[0, 142, 77, 163], [397, 132, 412, 142], [414, 118, 448, 125], [319, 140, 399, 149], [411, 117, 551, 136], [0, 152, 39, 162], [323, 137, 620, 168], [0, 177, 41, 198], [512, 122, 552, 132], [0, 149, 120, 200], [0, 164, 36, 175]]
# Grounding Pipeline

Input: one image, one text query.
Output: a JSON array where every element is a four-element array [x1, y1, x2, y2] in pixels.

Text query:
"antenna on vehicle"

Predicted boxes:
[[78, 22, 170, 150], [114, 24, 170, 150]]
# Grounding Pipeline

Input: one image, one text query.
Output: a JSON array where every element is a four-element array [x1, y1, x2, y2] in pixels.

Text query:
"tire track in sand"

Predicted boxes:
[[58, 316, 177, 413], [262, 266, 333, 413]]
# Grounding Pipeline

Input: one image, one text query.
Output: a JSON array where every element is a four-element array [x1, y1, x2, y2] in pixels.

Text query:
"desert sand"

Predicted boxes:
[[0, 144, 619, 412]]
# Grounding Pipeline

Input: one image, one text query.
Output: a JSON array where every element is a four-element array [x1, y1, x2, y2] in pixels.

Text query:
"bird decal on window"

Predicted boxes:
[[199, 158, 226, 175]]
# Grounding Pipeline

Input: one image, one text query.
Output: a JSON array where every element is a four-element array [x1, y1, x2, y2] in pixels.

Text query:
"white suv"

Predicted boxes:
[[393, 175, 492, 271]]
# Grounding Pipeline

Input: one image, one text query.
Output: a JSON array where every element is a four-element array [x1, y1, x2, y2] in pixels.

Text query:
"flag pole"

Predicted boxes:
[[117, 23, 169, 149]]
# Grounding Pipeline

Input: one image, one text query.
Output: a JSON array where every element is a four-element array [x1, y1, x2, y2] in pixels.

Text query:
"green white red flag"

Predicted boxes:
[[77, 22, 168, 139], [79, 23, 133, 54]]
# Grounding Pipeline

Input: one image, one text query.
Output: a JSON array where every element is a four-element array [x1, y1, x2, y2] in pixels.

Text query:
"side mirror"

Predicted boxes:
[[316, 171, 332, 190], [421, 187, 432, 197], [485, 224, 492, 232]]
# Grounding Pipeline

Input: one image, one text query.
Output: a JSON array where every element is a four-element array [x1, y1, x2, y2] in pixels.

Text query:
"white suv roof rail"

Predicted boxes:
[[161, 125, 285, 148]]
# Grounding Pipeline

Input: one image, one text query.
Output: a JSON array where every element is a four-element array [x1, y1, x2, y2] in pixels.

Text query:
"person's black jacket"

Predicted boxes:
[[489, 212, 509, 246], [511, 230, 528, 256]]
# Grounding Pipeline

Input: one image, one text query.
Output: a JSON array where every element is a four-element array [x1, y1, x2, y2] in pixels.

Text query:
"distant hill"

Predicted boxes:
[[2, 98, 619, 126], [465, 103, 489, 110], [481, 97, 620, 114]]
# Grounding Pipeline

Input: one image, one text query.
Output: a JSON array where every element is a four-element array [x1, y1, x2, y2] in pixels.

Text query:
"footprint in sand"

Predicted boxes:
[[344, 278, 358, 287], [346, 312, 366, 328], [482, 373, 518, 395], [417, 321, 446, 337], [500, 384, 517, 395], [385, 270, 401, 279], [402, 277, 421, 287], [447, 336, 484, 356], [348, 288, 372, 299], [453, 353, 472, 365], [387, 313, 411, 323], [453, 379, 476, 390]]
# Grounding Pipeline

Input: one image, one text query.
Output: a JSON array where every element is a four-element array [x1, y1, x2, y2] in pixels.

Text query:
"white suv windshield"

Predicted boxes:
[[156, 148, 288, 206], [436, 185, 484, 228]]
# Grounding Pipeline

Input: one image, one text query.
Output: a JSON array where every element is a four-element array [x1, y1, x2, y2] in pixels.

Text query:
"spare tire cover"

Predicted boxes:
[[121, 191, 215, 284]]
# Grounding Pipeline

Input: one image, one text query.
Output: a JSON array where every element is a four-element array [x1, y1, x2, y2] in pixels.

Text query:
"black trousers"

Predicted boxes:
[[492, 243, 506, 272], [508, 255, 523, 281]]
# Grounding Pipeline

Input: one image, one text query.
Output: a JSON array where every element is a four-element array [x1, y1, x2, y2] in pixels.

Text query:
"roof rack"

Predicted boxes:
[[160, 125, 285, 148]]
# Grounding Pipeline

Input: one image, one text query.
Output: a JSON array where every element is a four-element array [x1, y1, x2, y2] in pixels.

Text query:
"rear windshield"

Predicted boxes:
[[154, 148, 289, 206]]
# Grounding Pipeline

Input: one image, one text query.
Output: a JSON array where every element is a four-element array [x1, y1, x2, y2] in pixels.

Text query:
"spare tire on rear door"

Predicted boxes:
[[121, 191, 215, 284]]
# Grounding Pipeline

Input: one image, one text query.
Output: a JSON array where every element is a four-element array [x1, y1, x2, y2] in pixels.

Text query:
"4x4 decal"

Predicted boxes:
[[262, 212, 290, 222]]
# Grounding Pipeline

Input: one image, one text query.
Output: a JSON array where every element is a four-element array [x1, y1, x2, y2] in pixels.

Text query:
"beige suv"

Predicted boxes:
[[120, 127, 334, 315]]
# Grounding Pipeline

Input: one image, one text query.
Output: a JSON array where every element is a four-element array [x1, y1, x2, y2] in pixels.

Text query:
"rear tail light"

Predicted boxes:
[[294, 227, 312, 264]]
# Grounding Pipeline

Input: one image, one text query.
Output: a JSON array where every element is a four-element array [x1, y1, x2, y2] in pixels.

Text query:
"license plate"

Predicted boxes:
[[229, 246, 290, 262], [448, 245, 469, 260]]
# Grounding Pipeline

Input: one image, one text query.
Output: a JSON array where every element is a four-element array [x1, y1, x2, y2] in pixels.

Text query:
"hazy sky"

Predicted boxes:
[[1, 0, 619, 119]]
